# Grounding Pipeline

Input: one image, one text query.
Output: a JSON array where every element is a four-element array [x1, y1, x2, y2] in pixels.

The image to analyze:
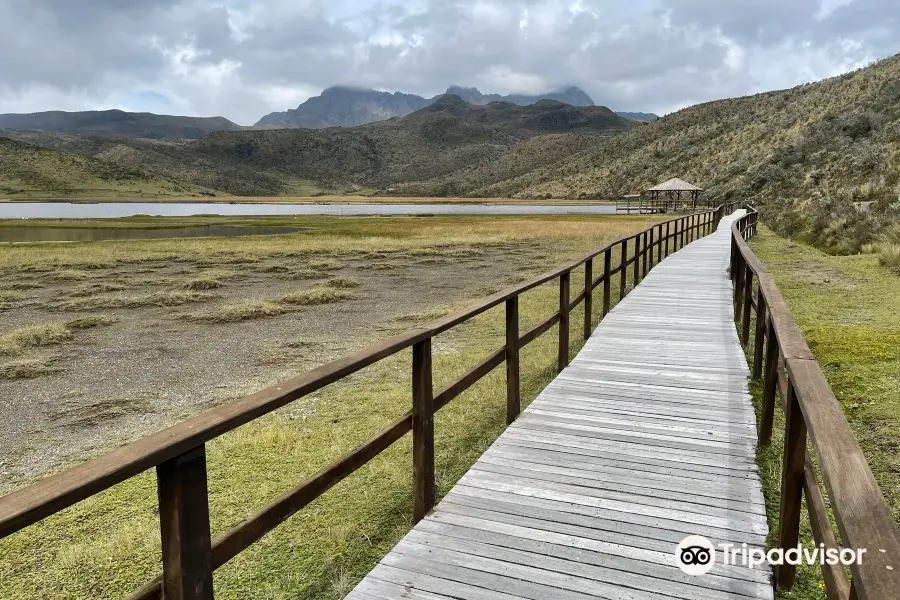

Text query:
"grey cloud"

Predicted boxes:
[[0, 0, 898, 124]]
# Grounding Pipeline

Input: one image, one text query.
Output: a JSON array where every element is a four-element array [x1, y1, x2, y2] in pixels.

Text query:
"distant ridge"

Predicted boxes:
[[255, 85, 653, 129], [0, 109, 245, 139]]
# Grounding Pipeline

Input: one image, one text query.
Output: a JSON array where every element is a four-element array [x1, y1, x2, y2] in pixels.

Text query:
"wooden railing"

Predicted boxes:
[[731, 209, 900, 600], [0, 206, 731, 600]]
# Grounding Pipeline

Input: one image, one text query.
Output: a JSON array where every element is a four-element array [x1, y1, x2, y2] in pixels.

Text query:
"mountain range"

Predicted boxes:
[[0, 94, 637, 198], [255, 85, 657, 129]]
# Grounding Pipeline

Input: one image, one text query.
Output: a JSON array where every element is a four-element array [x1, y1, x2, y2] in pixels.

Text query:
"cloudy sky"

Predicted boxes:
[[0, 0, 897, 125]]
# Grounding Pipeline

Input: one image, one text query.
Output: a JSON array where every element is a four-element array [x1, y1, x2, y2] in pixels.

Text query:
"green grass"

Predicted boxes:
[[747, 226, 900, 600]]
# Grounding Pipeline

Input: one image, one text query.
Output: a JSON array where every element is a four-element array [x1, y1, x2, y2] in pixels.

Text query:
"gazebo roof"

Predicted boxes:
[[646, 178, 703, 192]]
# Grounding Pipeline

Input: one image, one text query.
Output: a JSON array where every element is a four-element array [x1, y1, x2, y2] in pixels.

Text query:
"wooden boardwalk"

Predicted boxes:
[[358, 210, 772, 600]]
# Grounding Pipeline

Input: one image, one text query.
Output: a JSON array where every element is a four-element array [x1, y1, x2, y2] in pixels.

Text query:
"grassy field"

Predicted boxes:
[[747, 227, 900, 600], [0, 213, 661, 600]]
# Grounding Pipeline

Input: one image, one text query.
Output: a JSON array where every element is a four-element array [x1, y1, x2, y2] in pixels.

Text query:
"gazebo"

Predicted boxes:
[[645, 178, 704, 212]]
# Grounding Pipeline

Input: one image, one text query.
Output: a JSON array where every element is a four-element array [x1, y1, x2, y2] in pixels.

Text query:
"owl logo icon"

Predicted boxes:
[[676, 536, 716, 575]]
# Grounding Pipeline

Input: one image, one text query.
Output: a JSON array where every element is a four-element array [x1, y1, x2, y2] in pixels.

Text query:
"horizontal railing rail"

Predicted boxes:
[[0, 204, 735, 600], [731, 208, 900, 600]]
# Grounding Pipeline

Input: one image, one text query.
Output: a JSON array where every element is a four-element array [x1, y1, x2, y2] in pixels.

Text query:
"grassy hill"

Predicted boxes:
[[0, 110, 245, 139], [480, 54, 900, 250], [0, 137, 212, 199]]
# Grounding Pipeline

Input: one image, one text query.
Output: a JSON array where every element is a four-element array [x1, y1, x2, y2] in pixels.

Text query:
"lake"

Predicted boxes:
[[0, 202, 617, 219]]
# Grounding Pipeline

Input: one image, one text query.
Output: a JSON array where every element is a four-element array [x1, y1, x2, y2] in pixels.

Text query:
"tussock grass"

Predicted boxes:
[[325, 277, 360, 289], [59, 291, 217, 311], [7, 282, 43, 290], [278, 288, 353, 306], [65, 316, 115, 329], [0, 357, 59, 380], [183, 276, 223, 291], [877, 243, 900, 274], [66, 283, 129, 298], [190, 301, 286, 323], [276, 268, 323, 280], [49, 269, 93, 281], [0, 324, 72, 357], [0, 291, 26, 303], [307, 259, 345, 271]]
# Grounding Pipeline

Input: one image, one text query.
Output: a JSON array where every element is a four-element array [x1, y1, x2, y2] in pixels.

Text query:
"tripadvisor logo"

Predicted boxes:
[[675, 536, 867, 575]]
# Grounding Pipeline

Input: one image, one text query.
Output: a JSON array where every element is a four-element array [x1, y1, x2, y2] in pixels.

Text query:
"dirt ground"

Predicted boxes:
[[0, 241, 557, 489]]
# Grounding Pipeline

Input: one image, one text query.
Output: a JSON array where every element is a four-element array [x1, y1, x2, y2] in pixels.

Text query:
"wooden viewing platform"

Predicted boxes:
[[346, 210, 775, 600]]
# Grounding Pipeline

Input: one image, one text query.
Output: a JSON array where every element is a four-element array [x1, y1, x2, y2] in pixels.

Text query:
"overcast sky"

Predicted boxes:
[[0, 0, 897, 125]]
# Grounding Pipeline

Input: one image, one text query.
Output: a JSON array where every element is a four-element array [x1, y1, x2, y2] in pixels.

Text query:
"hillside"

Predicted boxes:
[[0, 137, 210, 198], [470, 54, 900, 248], [2, 96, 635, 197], [254, 84, 650, 129], [0, 110, 245, 139]]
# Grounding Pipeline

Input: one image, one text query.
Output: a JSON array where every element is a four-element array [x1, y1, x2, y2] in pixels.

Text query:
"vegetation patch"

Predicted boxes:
[[278, 288, 353, 306], [0, 324, 72, 357], [189, 301, 287, 323], [324, 277, 360, 289], [0, 291, 26, 304], [183, 276, 224, 291], [65, 316, 115, 329], [276, 268, 324, 280], [307, 259, 345, 271], [0, 357, 59, 381], [66, 282, 129, 298], [59, 291, 217, 311]]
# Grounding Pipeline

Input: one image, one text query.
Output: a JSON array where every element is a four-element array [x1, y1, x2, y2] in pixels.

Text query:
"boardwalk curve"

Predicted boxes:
[[347, 210, 774, 600]]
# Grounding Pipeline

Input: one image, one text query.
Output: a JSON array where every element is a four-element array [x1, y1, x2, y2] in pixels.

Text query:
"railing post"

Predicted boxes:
[[760, 318, 778, 446], [602, 248, 611, 318], [648, 227, 655, 271], [776, 381, 807, 591], [157, 445, 215, 600], [741, 266, 753, 346], [642, 231, 649, 276], [752, 287, 766, 380], [558, 271, 570, 372], [664, 221, 670, 256], [584, 259, 593, 341], [681, 217, 687, 247], [412, 338, 434, 522], [632, 236, 640, 288], [619, 240, 627, 299], [656, 224, 663, 264], [734, 252, 745, 322], [505, 297, 520, 424]]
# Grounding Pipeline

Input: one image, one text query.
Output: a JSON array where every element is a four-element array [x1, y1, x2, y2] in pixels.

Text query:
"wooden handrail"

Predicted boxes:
[[731, 208, 900, 600], [0, 204, 731, 599]]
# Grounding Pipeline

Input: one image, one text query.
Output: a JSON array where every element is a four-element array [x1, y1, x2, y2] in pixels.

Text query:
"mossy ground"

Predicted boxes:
[[747, 226, 900, 600]]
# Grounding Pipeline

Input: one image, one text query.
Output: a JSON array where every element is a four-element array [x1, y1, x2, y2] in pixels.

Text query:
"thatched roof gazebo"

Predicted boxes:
[[645, 178, 704, 212]]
